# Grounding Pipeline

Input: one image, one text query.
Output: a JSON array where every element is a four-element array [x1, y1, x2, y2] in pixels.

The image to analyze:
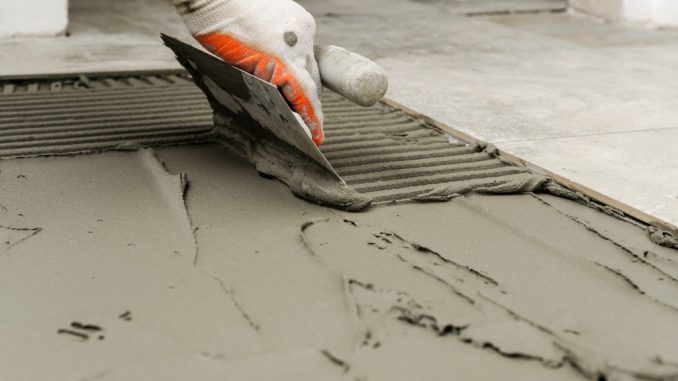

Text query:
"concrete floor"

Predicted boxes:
[[0, 0, 676, 226]]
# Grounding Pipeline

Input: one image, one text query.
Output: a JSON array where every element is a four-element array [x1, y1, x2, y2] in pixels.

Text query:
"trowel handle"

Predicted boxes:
[[314, 45, 388, 107]]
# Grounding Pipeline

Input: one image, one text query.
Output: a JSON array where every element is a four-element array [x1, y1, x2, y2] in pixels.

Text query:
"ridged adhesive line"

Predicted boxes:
[[364, 174, 527, 203], [1, 133, 213, 158], [336, 154, 499, 176], [342, 161, 509, 185], [328, 146, 479, 168], [0, 102, 212, 122], [352, 167, 529, 193], [0, 85, 202, 103]]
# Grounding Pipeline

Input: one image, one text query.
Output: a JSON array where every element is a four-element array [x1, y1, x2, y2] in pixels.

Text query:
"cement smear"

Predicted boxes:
[[1, 145, 676, 381], [213, 113, 371, 212]]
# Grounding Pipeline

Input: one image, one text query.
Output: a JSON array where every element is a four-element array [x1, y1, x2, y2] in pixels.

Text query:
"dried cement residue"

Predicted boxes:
[[1, 144, 677, 381]]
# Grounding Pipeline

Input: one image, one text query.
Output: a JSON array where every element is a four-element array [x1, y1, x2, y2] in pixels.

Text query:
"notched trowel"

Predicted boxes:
[[162, 34, 383, 211]]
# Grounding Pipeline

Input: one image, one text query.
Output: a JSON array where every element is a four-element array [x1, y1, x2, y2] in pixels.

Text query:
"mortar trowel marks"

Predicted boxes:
[[162, 34, 372, 211]]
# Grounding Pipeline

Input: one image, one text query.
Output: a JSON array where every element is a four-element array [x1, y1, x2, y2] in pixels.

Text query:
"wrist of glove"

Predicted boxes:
[[172, 0, 324, 146]]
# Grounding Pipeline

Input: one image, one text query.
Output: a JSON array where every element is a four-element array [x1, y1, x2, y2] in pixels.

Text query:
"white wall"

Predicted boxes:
[[570, 0, 678, 26], [645, 0, 678, 26], [0, 0, 69, 37]]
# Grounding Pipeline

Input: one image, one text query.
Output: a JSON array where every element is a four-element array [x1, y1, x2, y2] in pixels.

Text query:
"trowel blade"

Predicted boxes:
[[161, 34, 342, 182]]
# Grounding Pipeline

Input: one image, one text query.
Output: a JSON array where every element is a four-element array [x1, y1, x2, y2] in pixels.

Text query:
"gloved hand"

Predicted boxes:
[[171, 0, 324, 146]]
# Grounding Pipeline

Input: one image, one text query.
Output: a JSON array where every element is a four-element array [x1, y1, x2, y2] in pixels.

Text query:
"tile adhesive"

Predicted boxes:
[[1, 37, 576, 211], [0, 36, 677, 381]]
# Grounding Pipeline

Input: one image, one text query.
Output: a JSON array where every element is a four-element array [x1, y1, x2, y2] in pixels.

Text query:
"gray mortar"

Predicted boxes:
[[0, 129, 677, 381]]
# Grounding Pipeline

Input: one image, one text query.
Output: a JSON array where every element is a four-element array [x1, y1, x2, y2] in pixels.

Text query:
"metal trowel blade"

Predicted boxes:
[[161, 34, 342, 182]]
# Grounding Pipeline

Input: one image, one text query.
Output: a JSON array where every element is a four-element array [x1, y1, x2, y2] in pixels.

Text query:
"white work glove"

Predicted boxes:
[[171, 0, 324, 146]]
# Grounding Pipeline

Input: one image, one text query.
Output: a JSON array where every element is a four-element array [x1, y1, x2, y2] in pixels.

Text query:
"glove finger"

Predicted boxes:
[[253, 56, 324, 146], [269, 60, 324, 146], [196, 32, 324, 146]]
